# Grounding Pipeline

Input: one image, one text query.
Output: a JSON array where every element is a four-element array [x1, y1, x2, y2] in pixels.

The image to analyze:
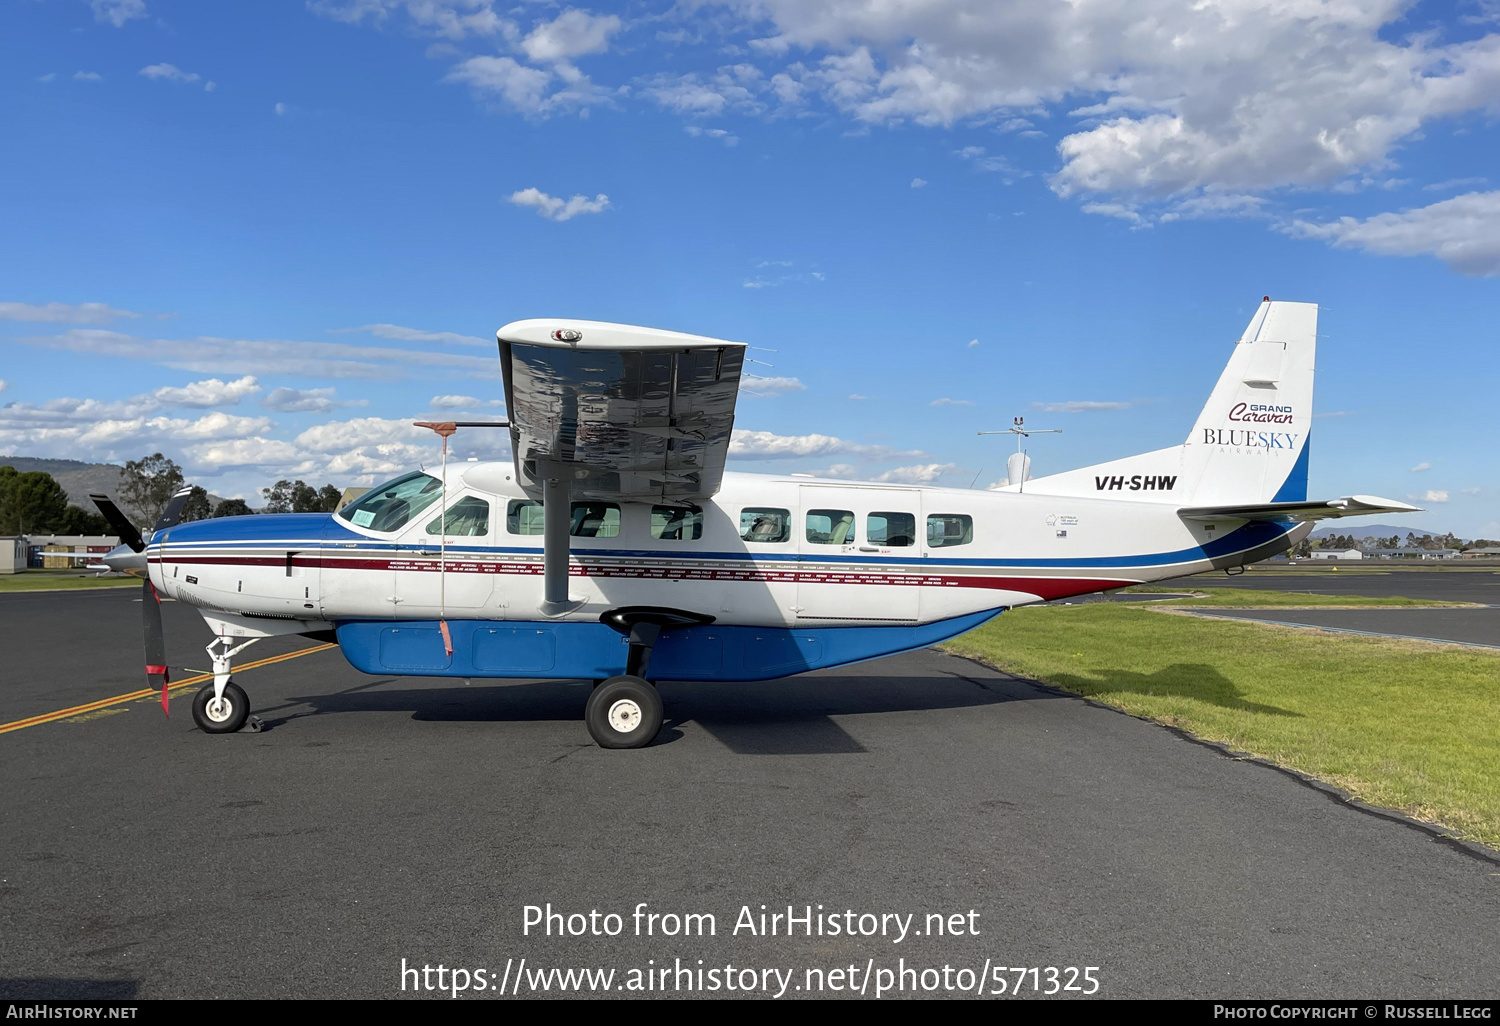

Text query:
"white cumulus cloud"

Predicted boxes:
[[428, 395, 505, 410], [520, 9, 621, 63], [729, 428, 923, 461], [740, 374, 806, 395], [1285, 192, 1500, 278], [873, 463, 958, 484], [262, 387, 368, 414], [140, 64, 203, 86], [152, 376, 261, 408], [507, 187, 611, 221], [92, 0, 145, 27]]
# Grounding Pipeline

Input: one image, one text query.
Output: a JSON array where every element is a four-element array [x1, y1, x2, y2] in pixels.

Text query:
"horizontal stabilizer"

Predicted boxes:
[[1178, 495, 1421, 523]]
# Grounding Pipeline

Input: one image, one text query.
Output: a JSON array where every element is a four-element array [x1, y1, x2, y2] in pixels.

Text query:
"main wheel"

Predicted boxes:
[[584, 675, 662, 749], [192, 680, 250, 734]]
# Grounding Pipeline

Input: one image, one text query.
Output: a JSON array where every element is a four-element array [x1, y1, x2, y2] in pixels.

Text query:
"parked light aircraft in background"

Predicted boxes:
[[94, 299, 1418, 748]]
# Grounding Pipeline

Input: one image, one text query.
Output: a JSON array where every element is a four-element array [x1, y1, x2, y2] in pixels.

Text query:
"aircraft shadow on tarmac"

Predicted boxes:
[[254, 670, 1056, 754], [0, 978, 139, 999], [1046, 663, 1300, 718]]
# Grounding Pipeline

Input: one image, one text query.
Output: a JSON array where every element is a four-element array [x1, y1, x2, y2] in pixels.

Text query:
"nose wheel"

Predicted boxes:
[[585, 675, 662, 749], [192, 679, 250, 733]]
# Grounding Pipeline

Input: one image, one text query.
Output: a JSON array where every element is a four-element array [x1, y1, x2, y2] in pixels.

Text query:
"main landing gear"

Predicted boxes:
[[586, 607, 715, 749], [585, 675, 662, 749], [191, 635, 259, 734]]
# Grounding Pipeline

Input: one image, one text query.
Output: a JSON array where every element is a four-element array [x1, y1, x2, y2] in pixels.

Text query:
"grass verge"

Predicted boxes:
[[942, 604, 1500, 849], [0, 573, 138, 592], [1120, 587, 1467, 608]]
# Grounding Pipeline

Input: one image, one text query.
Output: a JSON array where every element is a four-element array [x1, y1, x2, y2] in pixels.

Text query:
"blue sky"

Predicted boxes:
[[2, 0, 1497, 536]]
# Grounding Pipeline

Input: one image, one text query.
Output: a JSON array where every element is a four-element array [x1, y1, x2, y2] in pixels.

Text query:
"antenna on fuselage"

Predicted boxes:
[[414, 419, 512, 657], [978, 416, 1061, 493]]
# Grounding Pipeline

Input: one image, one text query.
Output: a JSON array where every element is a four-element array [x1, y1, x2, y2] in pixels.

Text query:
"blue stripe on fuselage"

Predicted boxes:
[[158, 514, 1292, 569]]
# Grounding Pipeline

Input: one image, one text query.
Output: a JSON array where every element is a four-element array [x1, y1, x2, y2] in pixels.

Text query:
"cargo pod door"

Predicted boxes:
[[796, 485, 920, 625]]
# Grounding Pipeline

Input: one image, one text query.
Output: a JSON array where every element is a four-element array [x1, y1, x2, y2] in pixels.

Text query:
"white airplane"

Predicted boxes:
[[94, 299, 1418, 748]]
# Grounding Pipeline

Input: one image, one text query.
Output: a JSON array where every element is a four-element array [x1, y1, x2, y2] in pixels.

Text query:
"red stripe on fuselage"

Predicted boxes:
[[155, 552, 1132, 602]]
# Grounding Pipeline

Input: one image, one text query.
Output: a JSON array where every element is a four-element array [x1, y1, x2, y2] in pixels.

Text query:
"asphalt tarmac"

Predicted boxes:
[[2, 589, 1498, 1000], [1161, 567, 1500, 605], [1186, 608, 1500, 648]]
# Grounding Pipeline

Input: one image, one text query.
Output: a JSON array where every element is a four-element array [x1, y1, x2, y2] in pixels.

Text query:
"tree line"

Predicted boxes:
[[0, 452, 344, 534], [1296, 531, 1500, 556]]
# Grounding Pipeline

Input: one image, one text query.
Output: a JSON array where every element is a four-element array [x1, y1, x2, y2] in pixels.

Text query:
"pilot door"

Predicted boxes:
[[390, 493, 498, 620]]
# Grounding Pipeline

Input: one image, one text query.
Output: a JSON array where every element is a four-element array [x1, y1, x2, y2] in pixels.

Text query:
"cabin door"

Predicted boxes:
[[796, 485, 921, 625]]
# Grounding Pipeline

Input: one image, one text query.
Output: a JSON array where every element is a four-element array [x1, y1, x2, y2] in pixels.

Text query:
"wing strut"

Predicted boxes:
[[540, 462, 582, 616]]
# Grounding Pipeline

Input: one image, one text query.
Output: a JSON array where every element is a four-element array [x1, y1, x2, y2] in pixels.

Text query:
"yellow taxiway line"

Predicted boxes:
[[0, 643, 338, 736]]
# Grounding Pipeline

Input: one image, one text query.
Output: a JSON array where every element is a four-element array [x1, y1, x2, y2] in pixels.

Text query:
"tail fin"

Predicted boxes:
[[1021, 299, 1316, 504]]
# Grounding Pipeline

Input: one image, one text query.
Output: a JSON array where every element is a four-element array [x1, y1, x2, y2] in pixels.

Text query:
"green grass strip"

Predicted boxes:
[[943, 604, 1500, 849], [1121, 587, 1466, 608], [0, 574, 139, 592]]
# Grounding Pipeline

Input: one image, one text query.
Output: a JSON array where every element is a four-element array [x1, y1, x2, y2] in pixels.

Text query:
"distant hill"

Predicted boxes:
[[0, 455, 229, 511], [1310, 522, 1441, 540]]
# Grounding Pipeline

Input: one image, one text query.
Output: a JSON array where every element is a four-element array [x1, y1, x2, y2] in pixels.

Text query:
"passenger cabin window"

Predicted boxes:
[[927, 514, 974, 548], [425, 496, 490, 537], [337, 471, 443, 533], [868, 511, 916, 547], [507, 499, 545, 535], [805, 509, 855, 545], [506, 499, 622, 538], [571, 502, 620, 538], [739, 507, 790, 544], [652, 505, 703, 541]]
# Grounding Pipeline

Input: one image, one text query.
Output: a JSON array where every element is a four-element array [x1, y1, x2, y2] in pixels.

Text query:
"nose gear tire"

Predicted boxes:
[[192, 680, 250, 734]]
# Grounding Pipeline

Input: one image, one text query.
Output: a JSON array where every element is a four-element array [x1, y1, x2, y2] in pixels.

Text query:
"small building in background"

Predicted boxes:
[[2, 537, 26, 574], [1461, 547, 1500, 560], [25, 534, 119, 569], [336, 487, 370, 513], [1366, 547, 1461, 560], [1310, 548, 1363, 560]]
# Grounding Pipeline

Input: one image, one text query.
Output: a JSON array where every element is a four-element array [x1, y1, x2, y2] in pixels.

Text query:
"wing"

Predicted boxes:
[[498, 319, 747, 503], [1177, 495, 1422, 522]]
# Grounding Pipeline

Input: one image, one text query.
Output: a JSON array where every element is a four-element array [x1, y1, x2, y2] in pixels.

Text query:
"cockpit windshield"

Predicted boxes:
[[337, 471, 443, 533]]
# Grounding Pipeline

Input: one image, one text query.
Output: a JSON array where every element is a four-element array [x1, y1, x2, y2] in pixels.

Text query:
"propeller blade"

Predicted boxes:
[[152, 486, 194, 535], [143, 580, 170, 717], [90, 493, 144, 553]]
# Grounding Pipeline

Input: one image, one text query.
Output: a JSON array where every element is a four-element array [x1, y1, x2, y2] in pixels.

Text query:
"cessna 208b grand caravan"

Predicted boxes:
[[93, 299, 1417, 748]]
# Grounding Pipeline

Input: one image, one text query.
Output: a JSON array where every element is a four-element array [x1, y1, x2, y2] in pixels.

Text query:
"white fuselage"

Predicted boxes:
[[150, 463, 1296, 639]]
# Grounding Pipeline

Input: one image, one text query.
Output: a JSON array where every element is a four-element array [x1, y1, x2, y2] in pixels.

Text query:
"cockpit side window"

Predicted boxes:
[[337, 472, 443, 533], [425, 496, 490, 537]]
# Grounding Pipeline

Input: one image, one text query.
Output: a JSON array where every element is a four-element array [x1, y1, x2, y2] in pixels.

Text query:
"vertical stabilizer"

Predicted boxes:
[[1183, 299, 1316, 504], [1021, 299, 1316, 504]]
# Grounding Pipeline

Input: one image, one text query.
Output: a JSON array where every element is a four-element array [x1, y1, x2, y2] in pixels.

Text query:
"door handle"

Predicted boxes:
[[858, 546, 879, 552]]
